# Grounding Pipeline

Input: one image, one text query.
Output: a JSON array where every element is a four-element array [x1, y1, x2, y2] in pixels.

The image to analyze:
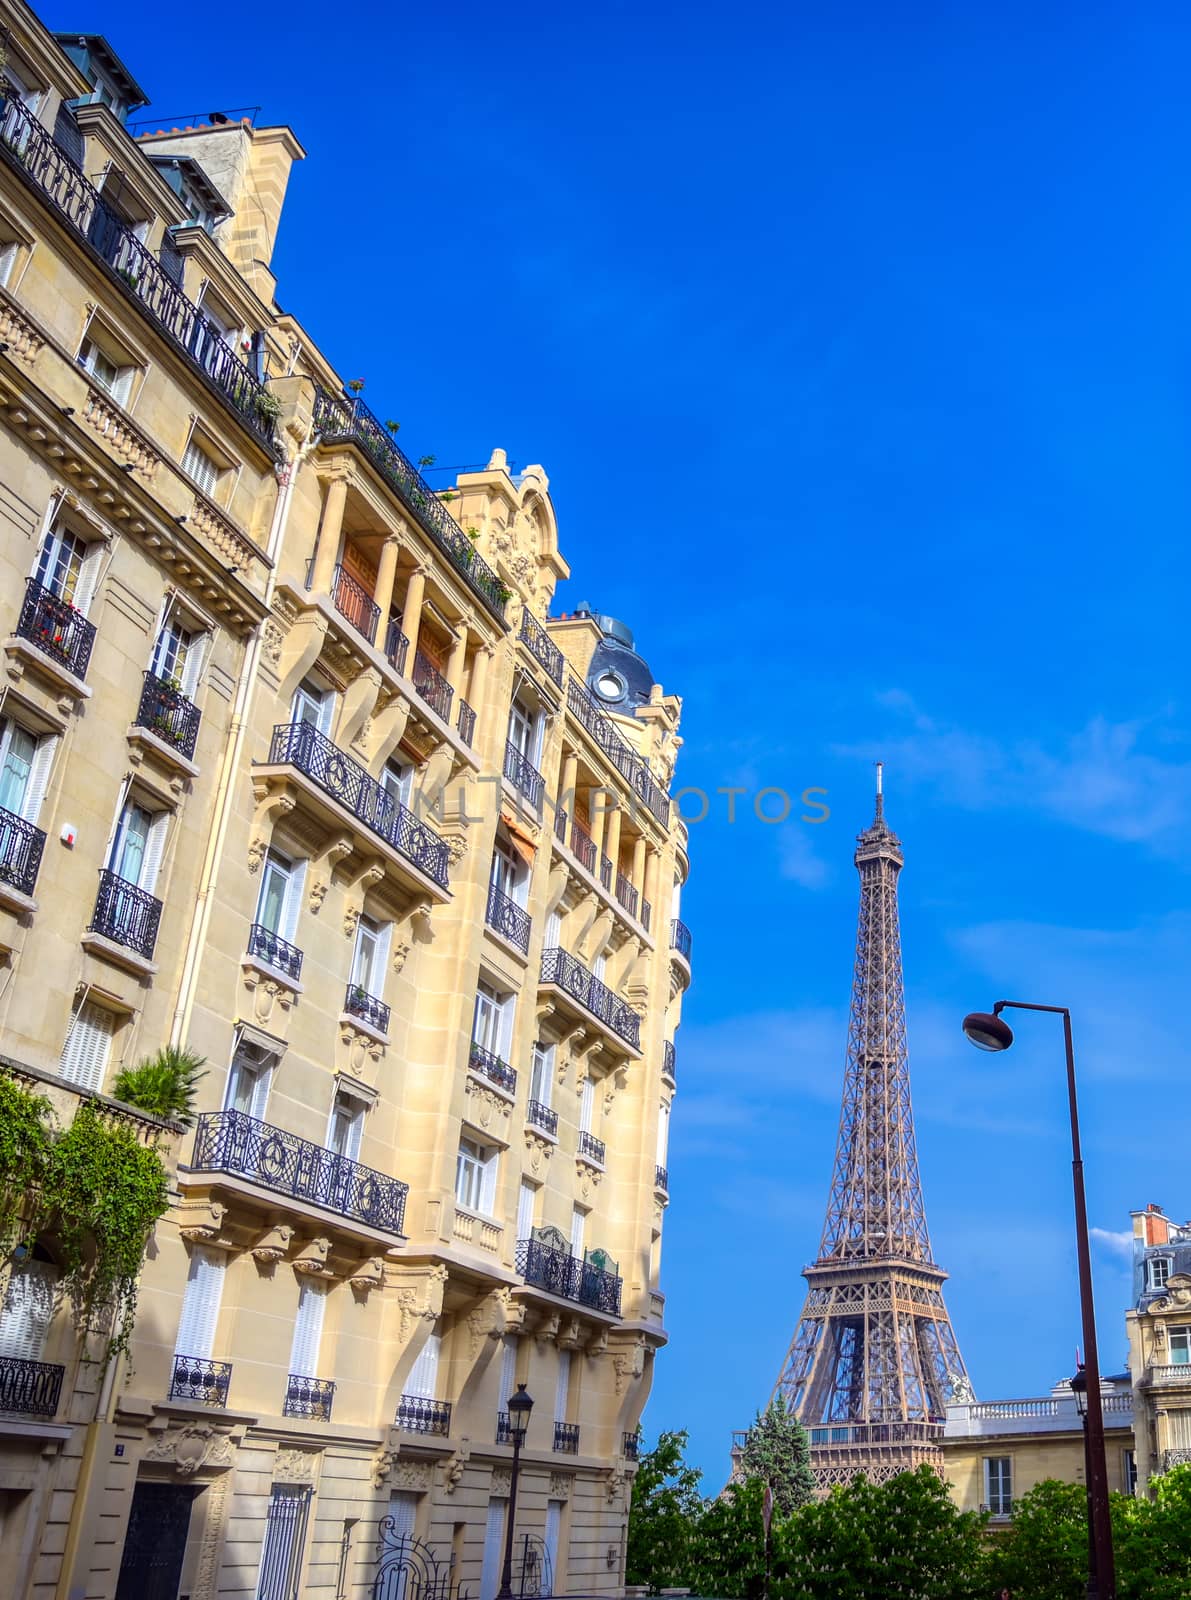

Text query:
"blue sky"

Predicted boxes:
[[68, 0, 1191, 1482]]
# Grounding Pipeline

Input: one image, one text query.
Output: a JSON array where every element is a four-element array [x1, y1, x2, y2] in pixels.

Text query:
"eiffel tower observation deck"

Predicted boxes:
[[756, 767, 972, 1489]]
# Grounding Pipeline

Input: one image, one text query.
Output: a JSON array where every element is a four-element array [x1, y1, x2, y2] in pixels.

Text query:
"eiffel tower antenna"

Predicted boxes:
[[766, 773, 971, 1487]]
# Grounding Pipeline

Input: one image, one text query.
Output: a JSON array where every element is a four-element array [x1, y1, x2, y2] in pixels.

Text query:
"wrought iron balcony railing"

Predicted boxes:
[[599, 853, 613, 890], [135, 671, 200, 760], [90, 868, 162, 959], [578, 1130, 606, 1166], [0, 1355, 63, 1416], [412, 650, 454, 723], [504, 741, 544, 809], [385, 618, 410, 676], [486, 882, 531, 954], [565, 679, 670, 823], [0, 806, 45, 897], [527, 1099, 557, 1136], [540, 946, 641, 1051], [469, 1041, 517, 1095], [457, 698, 476, 746], [344, 982, 390, 1034], [170, 1354, 232, 1406], [191, 1109, 409, 1234], [268, 721, 450, 889], [623, 1431, 640, 1460], [0, 94, 276, 447], [554, 806, 568, 844], [396, 1394, 452, 1436], [515, 1237, 622, 1316], [328, 563, 380, 644], [569, 818, 597, 874], [671, 918, 693, 960], [554, 1422, 580, 1453], [247, 921, 303, 981], [615, 872, 639, 919], [311, 387, 508, 619], [519, 609, 564, 684], [655, 1165, 669, 1192], [496, 1410, 513, 1444], [663, 1041, 676, 1082], [16, 576, 96, 680], [283, 1373, 335, 1421], [642, 898, 652, 932]]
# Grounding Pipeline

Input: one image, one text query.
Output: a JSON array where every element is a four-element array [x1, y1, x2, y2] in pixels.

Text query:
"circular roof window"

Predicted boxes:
[[594, 669, 625, 702]]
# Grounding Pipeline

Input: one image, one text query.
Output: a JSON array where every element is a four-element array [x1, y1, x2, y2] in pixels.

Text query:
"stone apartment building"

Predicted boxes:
[[1126, 1202, 1191, 1494]]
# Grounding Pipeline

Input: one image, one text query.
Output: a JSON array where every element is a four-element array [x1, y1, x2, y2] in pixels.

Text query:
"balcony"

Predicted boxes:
[[247, 922, 303, 982], [516, 1237, 622, 1316], [0, 1355, 63, 1417], [134, 671, 201, 761], [283, 1373, 335, 1422], [412, 650, 454, 723], [578, 1130, 606, 1166], [504, 741, 544, 810], [385, 618, 410, 676], [623, 1431, 640, 1461], [655, 1165, 669, 1192], [1164, 1448, 1191, 1471], [642, 898, 652, 932], [486, 882, 531, 955], [671, 919, 693, 960], [1145, 1364, 1191, 1385], [311, 387, 507, 619], [615, 871, 639, 919], [663, 1041, 676, 1083], [599, 853, 613, 890], [457, 698, 476, 747], [540, 946, 641, 1052], [344, 982, 390, 1035], [568, 818, 597, 874], [0, 806, 45, 899], [89, 869, 162, 960], [527, 1099, 558, 1136], [565, 679, 669, 825], [169, 1355, 231, 1406], [554, 1422, 580, 1454], [396, 1394, 452, 1436], [0, 95, 276, 448], [496, 1410, 513, 1444], [469, 1041, 517, 1095], [266, 721, 450, 891], [190, 1109, 409, 1235], [15, 577, 96, 681], [519, 609, 564, 685], [326, 563, 380, 645]]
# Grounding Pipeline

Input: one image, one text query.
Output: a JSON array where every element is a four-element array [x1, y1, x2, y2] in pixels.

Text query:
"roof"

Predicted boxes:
[[53, 33, 150, 110]]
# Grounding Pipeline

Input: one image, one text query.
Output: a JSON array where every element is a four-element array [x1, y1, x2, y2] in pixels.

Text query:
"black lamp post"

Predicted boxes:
[[1071, 1364, 1098, 1600], [962, 1002, 1116, 1600], [496, 1384, 534, 1600]]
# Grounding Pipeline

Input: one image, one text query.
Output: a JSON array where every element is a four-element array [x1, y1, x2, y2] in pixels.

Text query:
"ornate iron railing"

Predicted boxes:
[[329, 563, 380, 644], [135, 671, 201, 760], [808, 1421, 943, 1446], [663, 1040, 676, 1082], [519, 609, 564, 684], [457, 698, 476, 746], [396, 1394, 452, 1436], [615, 871, 639, 918], [345, 982, 390, 1034], [486, 882, 531, 954], [283, 1373, 335, 1421], [169, 1354, 232, 1406], [1164, 1448, 1191, 1470], [515, 1237, 622, 1316], [90, 868, 162, 959], [504, 741, 543, 809], [469, 1041, 517, 1095], [655, 1165, 669, 1191], [385, 618, 410, 676], [0, 805, 45, 897], [0, 1355, 63, 1416], [569, 818, 597, 873], [540, 946, 641, 1050], [554, 806, 568, 844], [496, 1410, 513, 1444], [623, 1431, 640, 1460], [671, 918, 692, 960], [268, 721, 450, 889], [527, 1099, 557, 1135], [16, 576, 96, 680], [599, 853, 613, 891], [554, 1422, 580, 1453], [565, 679, 670, 823], [191, 1109, 409, 1234], [0, 94, 276, 447], [412, 650, 454, 722], [578, 1130, 606, 1166], [246, 921, 303, 981], [311, 387, 508, 618]]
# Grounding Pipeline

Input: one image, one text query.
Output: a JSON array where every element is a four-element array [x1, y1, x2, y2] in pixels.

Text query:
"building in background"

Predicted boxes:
[[1126, 1202, 1191, 1494], [0, 4, 689, 1595]]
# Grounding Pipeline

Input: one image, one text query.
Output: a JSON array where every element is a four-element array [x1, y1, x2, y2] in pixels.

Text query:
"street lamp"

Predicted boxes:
[[1070, 1364, 1098, 1600], [496, 1384, 534, 1600], [961, 1002, 1116, 1600]]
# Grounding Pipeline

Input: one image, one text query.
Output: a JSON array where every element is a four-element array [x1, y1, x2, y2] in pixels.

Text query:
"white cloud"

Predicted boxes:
[[1091, 1227, 1133, 1259]]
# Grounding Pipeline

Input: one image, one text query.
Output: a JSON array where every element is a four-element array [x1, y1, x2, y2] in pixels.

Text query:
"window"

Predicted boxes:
[[351, 916, 390, 1000], [570, 1206, 586, 1258], [491, 837, 529, 907], [150, 615, 201, 694], [1170, 1327, 1191, 1366], [579, 1076, 595, 1135], [479, 1498, 507, 1600], [984, 1456, 1012, 1516], [529, 1043, 554, 1109], [1123, 1449, 1137, 1495], [406, 1326, 441, 1400], [34, 522, 100, 610], [0, 1250, 57, 1360], [225, 1037, 273, 1121], [255, 850, 304, 942], [508, 699, 537, 761], [327, 1091, 364, 1162], [288, 1278, 326, 1379], [1147, 1257, 1172, 1293], [381, 759, 413, 809], [0, 717, 55, 823], [59, 1001, 116, 1091], [546, 909, 562, 948], [291, 678, 333, 734], [516, 1180, 537, 1243], [384, 1490, 419, 1550], [456, 1139, 498, 1216], [78, 333, 134, 405], [256, 1485, 312, 1600], [497, 1336, 517, 1413], [554, 1350, 572, 1424], [106, 798, 167, 893], [182, 436, 221, 498], [544, 1500, 564, 1590], [473, 982, 512, 1058], [174, 1246, 225, 1359], [0, 236, 19, 289]]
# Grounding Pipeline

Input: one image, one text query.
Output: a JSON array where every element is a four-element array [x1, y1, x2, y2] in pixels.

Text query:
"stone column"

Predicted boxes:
[[560, 751, 578, 825], [403, 566, 428, 666], [446, 627, 468, 694], [632, 834, 647, 898], [469, 644, 491, 721], [374, 534, 401, 627], [311, 474, 347, 592], [605, 803, 623, 877]]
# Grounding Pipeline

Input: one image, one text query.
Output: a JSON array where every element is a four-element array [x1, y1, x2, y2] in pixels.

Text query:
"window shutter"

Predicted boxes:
[[248, 1059, 273, 1122], [0, 1258, 58, 1359], [384, 1490, 418, 1547], [544, 1500, 563, 1585], [72, 540, 105, 616], [546, 910, 561, 948], [593, 951, 607, 981], [180, 632, 207, 698], [480, 1499, 506, 1600], [554, 1351, 571, 1424], [407, 1327, 441, 1399], [59, 1001, 114, 1091], [497, 1337, 517, 1412], [159, 234, 184, 285], [480, 1148, 499, 1216], [138, 810, 168, 894], [516, 1181, 536, 1243], [280, 861, 306, 943], [288, 1278, 326, 1378], [52, 102, 84, 165], [256, 1486, 312, 1600], [22, 734, 57, 825], [580, 1077, 595, 1135], [570, 1207, 586, 1259], [174, 1246, 225, 1359]]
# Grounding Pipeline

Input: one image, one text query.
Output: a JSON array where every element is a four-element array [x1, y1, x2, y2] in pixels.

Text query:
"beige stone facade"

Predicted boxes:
[[0, 6, 689, 1597], [1126, 1202, 1191, 1494]]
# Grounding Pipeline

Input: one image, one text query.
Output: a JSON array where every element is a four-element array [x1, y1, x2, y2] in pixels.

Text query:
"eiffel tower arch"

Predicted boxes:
[[761, 770, 972, 1490]]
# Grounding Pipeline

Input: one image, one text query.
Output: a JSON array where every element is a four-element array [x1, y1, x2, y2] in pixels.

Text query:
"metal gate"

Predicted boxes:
[[114, 1481, 198, 1600], [371, 1527, 470, 1600], [513, 1532, 553, 1599]]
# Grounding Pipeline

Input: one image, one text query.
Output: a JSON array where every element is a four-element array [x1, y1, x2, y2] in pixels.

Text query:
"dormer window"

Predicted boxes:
[[1147, 1257, 1172, 1293]]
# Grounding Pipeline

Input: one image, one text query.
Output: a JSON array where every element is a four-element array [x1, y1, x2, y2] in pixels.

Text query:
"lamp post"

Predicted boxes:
[[962, 1002, 1116, 1600], [1071, 1364, 1097, 1600], [496, 1384, 534, 1600]]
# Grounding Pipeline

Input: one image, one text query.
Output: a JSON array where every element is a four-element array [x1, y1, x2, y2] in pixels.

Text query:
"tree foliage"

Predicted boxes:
[[737, 1395, 815, 1515], [113, 1045, 207, 1128], [626, 1430, 704, 1590]]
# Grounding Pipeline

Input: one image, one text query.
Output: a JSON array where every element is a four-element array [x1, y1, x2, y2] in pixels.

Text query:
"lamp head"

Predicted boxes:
[[507, 1382, 534, 1441], [962, 1010, 1014, 1052], [1070, 1364, 1088, 1416]]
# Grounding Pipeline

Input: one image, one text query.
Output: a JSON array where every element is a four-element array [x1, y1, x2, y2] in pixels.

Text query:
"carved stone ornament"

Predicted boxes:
[[178, 1200, 226, 1244], [247, 836, 268, 874], [613, 1343, 646, 1396], [349, 1255, 385, 1298], [241, 967, 295, 1026], [576, 1160, 603, 1202], [524, 1129, 554, 1176], [262, 620, 284, 666], [293, 1235, 332, 1275], [604, 1466, 628, 1508], [557, 1317, 584, 1352], [144, 1423, 236, 1478], [343, 904, 362, 939], [444, 831, 468, 867], [372, 1448, 434, 1491], [251, 1222, 294, 1269], [465, 1076, 511, 1132], [441, 1444, 469, 1494], [491, 1466, 512, 1495], [549, 1472, 573, 1500], [273, 1447, 319, 1485], [392, 940, 412, 974], [309, 878, 329, 914]]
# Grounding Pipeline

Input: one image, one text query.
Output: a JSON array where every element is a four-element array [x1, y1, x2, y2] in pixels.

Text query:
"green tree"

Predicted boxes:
[[113, 1046, 207, 1127], [737, 1394, 815, 1515], [1113, 1463, 1191, 1600], [626, 1430, 704, 1590], [984, 1478, 1091, 1600], [690, 1477, 769, 1600]]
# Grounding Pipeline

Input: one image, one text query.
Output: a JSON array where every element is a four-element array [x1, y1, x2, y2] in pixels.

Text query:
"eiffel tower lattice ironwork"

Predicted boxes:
[[769, 768, 971, 1489]]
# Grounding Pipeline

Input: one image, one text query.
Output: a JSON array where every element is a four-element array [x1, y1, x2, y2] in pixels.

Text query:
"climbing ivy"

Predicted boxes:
[[0, 1073, 53, 1254]]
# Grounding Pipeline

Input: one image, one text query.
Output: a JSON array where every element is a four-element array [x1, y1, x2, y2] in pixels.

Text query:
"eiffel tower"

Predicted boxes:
[[766, 768, 971, 1489]]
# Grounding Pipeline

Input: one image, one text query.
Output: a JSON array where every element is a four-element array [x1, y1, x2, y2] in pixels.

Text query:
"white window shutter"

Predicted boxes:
[[248, 1060, 272, 1122], [480, 1148, 499, 1216], [280, 861, 306, 943], [22, 734, 56, 825], [480, 1499, 507, 1600], [580, 1077, 595, 1134], [497, 1337, 517, 1412], [544, 1500, 563, 1585], [385, 1490, 418, 1547], [407, 1327, 441, 1399], [72, 540, 105, 615], [180, 631, 208, 697], [138, 810, 168, 895], [174, 1246, 225, 1358], [498, 993, 515, 1057], [0, 1259, 58, 1359], [288, 1278, 326, 1378], [59, 1002, 114, 1091], [546, 910, 561, 948], [554, 1351, 571, 1424], [570, 1206, 586, 1258], [516, 1181, 536, 1243]]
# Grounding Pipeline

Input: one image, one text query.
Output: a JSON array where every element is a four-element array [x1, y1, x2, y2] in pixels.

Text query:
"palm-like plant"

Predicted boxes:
[[113, 1046, 207, 1128]]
